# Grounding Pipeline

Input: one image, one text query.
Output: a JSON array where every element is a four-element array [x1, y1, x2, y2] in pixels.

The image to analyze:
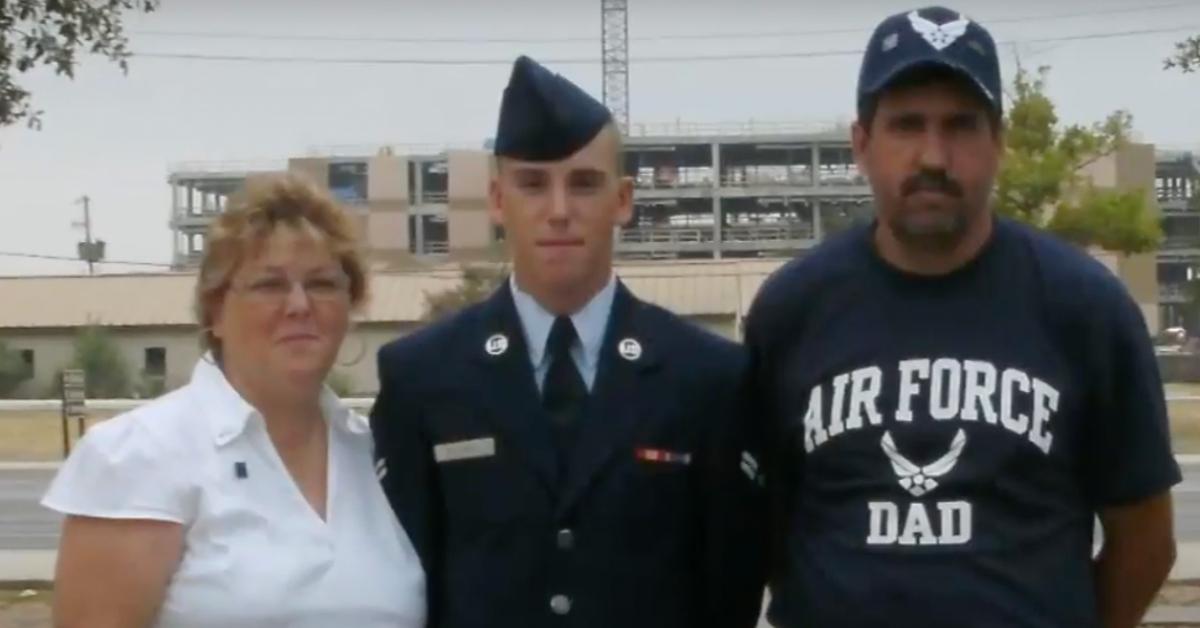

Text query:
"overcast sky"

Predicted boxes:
[[1, 0, 1198, 276]]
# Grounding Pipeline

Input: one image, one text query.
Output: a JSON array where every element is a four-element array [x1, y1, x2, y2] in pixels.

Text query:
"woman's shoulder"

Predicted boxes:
[[86, 383, 211, 458], [42, 383, 209, 523]]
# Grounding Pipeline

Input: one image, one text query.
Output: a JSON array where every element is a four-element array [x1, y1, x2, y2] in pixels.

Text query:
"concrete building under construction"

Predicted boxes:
[[1156, 149, 1200, 329], [168, 122, 873, 269], [168, 124, 1166, 334]]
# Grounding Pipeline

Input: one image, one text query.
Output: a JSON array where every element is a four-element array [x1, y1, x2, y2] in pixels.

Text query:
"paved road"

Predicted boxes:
[[6, 463, 1200, 551], [1180, 464, 1200, 543], [0, 469, 60, 551]]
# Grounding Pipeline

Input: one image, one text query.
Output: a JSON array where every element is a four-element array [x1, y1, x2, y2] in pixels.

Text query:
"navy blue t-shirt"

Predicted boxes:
[[745, 217, 1181, 628]]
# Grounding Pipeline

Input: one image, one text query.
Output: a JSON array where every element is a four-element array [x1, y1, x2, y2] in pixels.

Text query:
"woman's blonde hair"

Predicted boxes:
[[194, 173, 368, 359]]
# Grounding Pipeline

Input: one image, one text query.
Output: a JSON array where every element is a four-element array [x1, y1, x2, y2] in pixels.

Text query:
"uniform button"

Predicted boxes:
[[550, 594, 572, 616], [556, 528, 575, 550]]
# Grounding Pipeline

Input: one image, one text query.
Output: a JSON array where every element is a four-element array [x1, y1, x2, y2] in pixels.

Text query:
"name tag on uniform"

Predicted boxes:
[[434, 437, 496, 463], [635, 447, 692, 466]]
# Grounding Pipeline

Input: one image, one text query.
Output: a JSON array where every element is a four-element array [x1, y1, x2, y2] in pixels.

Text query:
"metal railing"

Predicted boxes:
[[722, 224, 814, 242], [9, 389, 1200, 417], [168, 160, 288, 176], [0, 398, 374, 417], [619, 227, 715, 245], [1161, 196, 1197, 212], [303, 141, 480, 158], [171, 207, 224, 221], [420, 241, 450, 256], [1164, 237, 1200, 250], [817, 172, 867, 186], [634, 171, 714, 189], [720, 172, 815, 187], [1162, 284, 1191, 302], [626, 119, 849, 138], [618, 225, 813, 246]]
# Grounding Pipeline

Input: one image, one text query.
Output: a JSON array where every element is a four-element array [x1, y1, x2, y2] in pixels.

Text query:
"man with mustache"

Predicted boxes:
[[745, 6, 1180, 628], [371, 55, 768, 628]]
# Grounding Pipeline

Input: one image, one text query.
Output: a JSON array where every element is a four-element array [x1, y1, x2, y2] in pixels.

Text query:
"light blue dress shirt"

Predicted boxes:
[[509, 274, 616, 393]]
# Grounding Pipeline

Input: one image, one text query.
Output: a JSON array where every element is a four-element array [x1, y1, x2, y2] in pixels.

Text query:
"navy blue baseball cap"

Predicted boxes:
[[493, 55, 614, 161], [858, 6, 1002, 115]]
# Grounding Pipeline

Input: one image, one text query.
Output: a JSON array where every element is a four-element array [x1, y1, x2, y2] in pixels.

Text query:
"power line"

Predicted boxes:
[[0, 251, 173, 269], [129, 24, 1200, 66], [126, 2, 1196, 45]]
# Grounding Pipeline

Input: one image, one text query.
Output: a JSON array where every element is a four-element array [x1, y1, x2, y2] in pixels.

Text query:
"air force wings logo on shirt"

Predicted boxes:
[[872, 429, 972, 547], [881, 428, 967, 497], [908, 10, 970, 51]]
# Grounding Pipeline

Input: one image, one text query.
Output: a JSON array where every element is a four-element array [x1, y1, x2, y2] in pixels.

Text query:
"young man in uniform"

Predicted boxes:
[[746, 6, 1180, 628], [372, 55, 766, 628]]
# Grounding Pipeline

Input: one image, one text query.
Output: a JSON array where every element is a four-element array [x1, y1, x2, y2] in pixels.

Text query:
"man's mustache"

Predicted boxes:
[[902, 170, 963, 198]]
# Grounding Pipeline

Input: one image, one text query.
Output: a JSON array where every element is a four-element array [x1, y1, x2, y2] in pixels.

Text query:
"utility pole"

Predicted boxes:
[[74, 195, 104, 275]]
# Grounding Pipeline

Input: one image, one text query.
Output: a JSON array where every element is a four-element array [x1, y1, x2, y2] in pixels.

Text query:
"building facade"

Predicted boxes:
[[169, 123, 876, 269], [1156, 149, 1200, 330], [166, 126, 1164, 330]]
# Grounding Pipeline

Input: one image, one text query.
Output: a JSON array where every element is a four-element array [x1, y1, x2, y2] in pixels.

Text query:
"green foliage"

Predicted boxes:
[[70, 325, 131, 398], [135, 372, 166, 399], [996, 66, 1159, 253], [422, 264, 508, 321], [0, 0, 159, 128], [1047, 187, 1160, 254], [0, 340, 31, 397], [1165, 36, 1200, 73]]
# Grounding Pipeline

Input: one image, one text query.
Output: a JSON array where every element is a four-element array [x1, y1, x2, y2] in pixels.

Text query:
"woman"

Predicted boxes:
[[42, 174, 426, 627]]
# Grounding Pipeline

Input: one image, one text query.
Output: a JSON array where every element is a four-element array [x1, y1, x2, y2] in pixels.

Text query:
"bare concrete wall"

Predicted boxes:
[[448, 210, 497, 259], [1092, 249, 1160, 334], [366, 204, 411, 258], [368, 154, 409, 202], [447, 150, 490, 203], [287, 157, 330, 188]]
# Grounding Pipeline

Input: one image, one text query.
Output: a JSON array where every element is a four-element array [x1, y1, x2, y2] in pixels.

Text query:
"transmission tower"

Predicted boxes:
[[601, 0, 630, 133]]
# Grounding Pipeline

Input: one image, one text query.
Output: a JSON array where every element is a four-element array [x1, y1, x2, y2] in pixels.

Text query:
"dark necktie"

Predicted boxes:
[[543, 316, 588, 472]]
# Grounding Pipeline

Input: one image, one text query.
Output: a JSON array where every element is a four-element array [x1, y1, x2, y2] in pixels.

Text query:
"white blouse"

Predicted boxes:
[[42, 358, 426, 628]]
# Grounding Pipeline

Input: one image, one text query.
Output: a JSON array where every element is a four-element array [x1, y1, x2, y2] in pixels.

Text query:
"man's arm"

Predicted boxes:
[[699, 350, 769, 628], [370, 346, 441, 624], [1095, 492, 1177, 628], [1079, 284, 1182, 628]]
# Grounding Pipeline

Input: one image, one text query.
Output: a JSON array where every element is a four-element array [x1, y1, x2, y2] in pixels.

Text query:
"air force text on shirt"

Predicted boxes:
[[800, 357, 1061, 548]]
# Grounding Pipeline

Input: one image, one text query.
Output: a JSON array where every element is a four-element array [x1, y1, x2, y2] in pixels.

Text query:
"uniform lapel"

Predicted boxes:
[[468, 283, 560, 496], [557, 282, 661, 515]]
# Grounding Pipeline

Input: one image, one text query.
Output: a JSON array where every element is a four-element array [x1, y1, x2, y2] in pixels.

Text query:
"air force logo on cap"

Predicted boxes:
[[908, 10, 970, 51], [493, 55, 614, 162], [858, 5, 1002, 114]]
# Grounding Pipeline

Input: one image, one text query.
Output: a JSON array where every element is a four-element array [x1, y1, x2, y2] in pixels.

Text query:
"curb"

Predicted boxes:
[[0, 462, 61, 471], [1144, 604, 1200, 624]]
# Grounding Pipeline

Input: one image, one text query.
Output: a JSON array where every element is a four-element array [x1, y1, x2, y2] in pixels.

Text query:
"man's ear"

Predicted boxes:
[[614, 176, 634, 228], [851, 120, 871, 178], [488, 177, 506, 227]]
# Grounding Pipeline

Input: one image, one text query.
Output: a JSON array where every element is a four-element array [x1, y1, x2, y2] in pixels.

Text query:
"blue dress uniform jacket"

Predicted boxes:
[[371, 280, 767, 628]]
